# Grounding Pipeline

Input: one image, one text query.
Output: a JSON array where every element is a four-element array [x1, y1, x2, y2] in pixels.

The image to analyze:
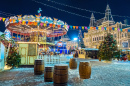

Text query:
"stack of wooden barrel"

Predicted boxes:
[[69, 58, 91, 79], [34, 59, 91, 85]]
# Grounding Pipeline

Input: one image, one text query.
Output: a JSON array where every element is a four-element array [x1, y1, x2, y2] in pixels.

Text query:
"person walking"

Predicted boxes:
[[75, 50, 78, 58]]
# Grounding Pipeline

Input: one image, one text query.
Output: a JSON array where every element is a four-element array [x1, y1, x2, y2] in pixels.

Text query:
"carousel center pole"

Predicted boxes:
[[62, 35, 65, 55], [20, 33, 21, 42], [11, 31, 13, 40], [38, 26, 39, 59], [17, 30, 18, 42], [45, 27, 47, 52], [38, 26, 39, 42], [53, 29, 55, 52]]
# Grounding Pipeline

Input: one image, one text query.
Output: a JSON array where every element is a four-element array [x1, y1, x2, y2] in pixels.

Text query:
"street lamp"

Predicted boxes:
[[74, 38, 77, 41], [118, 44, 121, 59], [73, 38, 78, 50]]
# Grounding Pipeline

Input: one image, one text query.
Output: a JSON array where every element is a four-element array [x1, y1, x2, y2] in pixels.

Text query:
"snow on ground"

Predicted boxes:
[[0, 60, 130, 86]]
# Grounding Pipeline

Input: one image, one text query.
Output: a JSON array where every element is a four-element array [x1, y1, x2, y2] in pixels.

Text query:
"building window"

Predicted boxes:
[[114, 34, 116, 38], [122, 34, 124, 37], [93, 38, 94, 41], [125, 33, 127, 37], [97, 37, 98, 40], [102, 36, 103, 40], [122, 42, 128, 48], [95, 37, 96, 41], [99, 37, 101, 40]]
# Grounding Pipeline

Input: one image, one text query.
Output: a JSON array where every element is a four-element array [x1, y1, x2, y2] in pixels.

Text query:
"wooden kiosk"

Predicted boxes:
[[17, 42, 54, 65], [17, 42, 38, 65], [0, 42, 5, 71]]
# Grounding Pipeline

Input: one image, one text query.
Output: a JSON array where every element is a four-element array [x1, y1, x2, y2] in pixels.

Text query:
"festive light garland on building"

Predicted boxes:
[[0, 2, 130, 33], [0, 17, 129, 32]]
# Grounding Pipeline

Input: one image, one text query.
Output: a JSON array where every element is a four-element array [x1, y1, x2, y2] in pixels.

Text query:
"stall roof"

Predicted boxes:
[[82, 48, 99, 50]]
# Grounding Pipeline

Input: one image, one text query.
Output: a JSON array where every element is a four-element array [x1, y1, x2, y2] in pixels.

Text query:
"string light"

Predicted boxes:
[[0, 11, 15, 16], [0, 0, 129, 19], [0, 13, 11, 17], [46, 0, 104, 14], [44, 0, 130, 18], [0, 11, 16, 17], [0, 0, 129, 32], [32, 0, 90, 19]]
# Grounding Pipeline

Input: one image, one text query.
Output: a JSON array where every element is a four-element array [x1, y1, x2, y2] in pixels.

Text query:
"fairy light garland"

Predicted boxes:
[[32, 0, 90, 19], [45, 0, 130, 18]]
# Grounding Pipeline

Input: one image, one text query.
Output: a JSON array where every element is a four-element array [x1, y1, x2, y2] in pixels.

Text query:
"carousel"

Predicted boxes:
[[4, 8, 68, 65]]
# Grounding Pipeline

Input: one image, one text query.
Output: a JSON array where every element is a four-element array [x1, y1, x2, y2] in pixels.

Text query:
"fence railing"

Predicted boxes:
[[37, 55, 70, 65]]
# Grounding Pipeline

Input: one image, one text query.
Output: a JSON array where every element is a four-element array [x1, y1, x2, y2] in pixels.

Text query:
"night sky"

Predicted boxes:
[[0, 0, 130, 40]]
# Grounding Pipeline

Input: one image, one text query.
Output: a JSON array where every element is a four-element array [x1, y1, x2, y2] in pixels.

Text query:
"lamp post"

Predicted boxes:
[[73, 38, 78, 49], [118, 44, 121, 59], [74, 38, 77, 41]]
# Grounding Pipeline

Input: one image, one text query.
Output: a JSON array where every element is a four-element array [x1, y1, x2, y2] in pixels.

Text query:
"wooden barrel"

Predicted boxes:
[[99, 57, 101, 61], [69, 58, 77, 69], [53, 64, 68, 86], [127, 55, 130, 61], [34, 59, 44, 75], [44, 66, 53, 82], [73, 54, 75, 58], [50, 52, 53, 55], [79, 61, 91, 79]]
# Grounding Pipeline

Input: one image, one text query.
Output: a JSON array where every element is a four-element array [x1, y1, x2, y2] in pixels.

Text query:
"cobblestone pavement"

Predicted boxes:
[[0, 59, 130, 86]]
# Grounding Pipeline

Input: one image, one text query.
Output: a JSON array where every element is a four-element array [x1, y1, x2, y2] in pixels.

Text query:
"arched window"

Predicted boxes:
[[114, 34, 116, 38], [99, 36, 101, 40], [122, 33, 124, 37], [125, 33, 127, 37]]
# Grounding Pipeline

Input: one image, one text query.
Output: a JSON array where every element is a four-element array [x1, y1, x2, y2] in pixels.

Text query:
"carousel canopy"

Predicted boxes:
[[5, 14, 68, 37]]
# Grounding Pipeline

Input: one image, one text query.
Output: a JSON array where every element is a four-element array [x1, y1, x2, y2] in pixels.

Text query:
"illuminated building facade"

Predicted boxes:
[[83, 5, 130, 50], [66, 41, 78, 50]]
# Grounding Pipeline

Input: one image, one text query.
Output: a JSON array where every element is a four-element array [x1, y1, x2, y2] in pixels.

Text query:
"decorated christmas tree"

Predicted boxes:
[[7, 46, 21, 68], [98, 33, 119, 61], [78, 30, 85, 48]]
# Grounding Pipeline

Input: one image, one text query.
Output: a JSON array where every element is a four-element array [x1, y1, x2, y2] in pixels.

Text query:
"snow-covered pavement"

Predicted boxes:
[[0, 60, 130, 86]]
